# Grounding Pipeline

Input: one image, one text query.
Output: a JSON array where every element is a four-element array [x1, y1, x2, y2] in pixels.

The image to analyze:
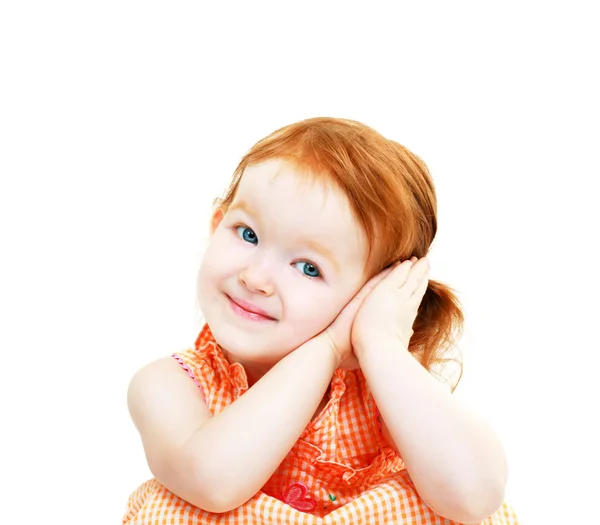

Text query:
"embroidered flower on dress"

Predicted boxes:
[[281, 482, 317, 512]]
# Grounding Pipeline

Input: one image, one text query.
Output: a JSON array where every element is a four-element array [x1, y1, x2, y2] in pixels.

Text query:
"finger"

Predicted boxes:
[[410, 259, 430, 300], [362, 266, 394, 294], [348, 266, 393, 307], [397, 258, 429, 296], [388, 260, 415, 290]]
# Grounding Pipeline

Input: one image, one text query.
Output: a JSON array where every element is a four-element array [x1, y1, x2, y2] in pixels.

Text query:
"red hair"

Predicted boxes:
[[215, 117, 464, 389]]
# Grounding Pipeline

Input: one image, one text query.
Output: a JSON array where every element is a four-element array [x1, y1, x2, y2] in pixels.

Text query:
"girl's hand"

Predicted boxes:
[[351, 257, 430, 355], [322, 268, 395, 369]]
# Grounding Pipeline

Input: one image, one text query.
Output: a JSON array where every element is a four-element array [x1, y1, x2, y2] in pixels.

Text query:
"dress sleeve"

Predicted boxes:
[[171, 351, 206, 401]]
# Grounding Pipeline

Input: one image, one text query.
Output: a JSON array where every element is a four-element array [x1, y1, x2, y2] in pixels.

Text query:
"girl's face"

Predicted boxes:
[[197, 159, 369, 367]]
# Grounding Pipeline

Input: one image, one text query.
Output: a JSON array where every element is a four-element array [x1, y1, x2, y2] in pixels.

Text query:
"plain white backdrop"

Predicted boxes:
[[1, 2, 598, 524]]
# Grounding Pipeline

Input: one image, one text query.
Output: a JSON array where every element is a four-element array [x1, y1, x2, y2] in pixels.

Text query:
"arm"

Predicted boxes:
[[356, 335, 508, 524], [128, 334, 339, 513]]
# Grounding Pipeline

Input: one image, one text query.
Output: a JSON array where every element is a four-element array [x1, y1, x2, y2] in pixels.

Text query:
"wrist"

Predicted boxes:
[[299, 333, 342, 370], [354, 332, 409, 361], [315, 331, 344, 369]]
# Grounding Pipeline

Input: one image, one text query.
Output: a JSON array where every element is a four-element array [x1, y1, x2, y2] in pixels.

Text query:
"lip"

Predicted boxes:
[[226, 295, 275, 321]]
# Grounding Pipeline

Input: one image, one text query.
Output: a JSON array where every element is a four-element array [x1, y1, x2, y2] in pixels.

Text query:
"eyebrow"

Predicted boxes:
[[297, 237, 340, 273], [229, 200, 340, 273], [229, 200, 258, 217]]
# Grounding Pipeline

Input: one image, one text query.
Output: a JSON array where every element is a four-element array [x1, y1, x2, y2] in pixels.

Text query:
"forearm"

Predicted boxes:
[[183, 335, 338, 511], [356, 336, 507, 523]]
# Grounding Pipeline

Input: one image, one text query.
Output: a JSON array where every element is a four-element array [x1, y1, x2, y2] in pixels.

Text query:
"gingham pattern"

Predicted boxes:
[[123, 325, 520, 524]]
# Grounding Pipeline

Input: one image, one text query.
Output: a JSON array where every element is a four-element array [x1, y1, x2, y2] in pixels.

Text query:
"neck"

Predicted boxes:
[[221, 347, 274, 387]]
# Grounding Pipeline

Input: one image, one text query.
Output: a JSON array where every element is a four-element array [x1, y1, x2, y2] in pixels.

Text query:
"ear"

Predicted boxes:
[[210, 207, 225, 236]]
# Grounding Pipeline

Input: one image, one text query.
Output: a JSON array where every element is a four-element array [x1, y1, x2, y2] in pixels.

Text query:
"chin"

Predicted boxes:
[[209, 321, 305, 365], [206, 318, 270, 357]]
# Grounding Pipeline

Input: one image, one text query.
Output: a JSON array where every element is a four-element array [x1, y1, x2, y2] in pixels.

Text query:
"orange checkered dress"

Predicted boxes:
[[123, 325, 520, 524]]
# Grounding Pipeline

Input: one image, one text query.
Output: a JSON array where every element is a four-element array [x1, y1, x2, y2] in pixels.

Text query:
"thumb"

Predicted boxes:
[[355, 266, 394, 302]]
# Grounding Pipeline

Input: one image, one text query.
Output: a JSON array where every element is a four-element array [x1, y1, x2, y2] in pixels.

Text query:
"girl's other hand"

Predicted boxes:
[[322, 267, 394, 369], [352, 257, 430, 355]]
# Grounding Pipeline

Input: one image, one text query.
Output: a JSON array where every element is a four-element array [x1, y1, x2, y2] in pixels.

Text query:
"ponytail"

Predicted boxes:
[[409, 279, 465, 392]]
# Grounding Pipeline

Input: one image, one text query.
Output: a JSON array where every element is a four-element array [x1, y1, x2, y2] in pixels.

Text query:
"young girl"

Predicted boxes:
[[123, 117, 520, 524]]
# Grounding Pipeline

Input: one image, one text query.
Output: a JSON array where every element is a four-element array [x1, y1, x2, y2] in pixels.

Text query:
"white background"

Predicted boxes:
[[1, 2, 598, 524]]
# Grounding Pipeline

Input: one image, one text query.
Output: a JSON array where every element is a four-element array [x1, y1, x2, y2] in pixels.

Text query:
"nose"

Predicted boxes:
[[238, 260, 275, 296]]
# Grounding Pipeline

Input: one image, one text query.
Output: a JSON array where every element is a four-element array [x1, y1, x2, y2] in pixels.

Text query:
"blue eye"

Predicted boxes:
[[236, 226, 258, 244], [294, 261, 321, 278]]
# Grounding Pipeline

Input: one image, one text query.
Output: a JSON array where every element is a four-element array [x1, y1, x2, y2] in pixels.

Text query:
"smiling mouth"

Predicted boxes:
[[226, 295, 276, 322]]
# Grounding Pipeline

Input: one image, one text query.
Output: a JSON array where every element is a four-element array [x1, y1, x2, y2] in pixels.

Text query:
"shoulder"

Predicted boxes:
[[127, 357, 214, 502], [127, 357, 211, 445], [128, 356, 198, 400]]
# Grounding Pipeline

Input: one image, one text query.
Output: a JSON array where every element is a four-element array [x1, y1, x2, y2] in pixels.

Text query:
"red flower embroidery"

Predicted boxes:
[[282, 482, 317, 512]]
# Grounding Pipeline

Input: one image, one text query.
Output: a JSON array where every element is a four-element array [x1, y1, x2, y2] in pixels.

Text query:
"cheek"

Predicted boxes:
[[198, 240, 230, 293], [206, 232, 238, 268], [287, 286, 348, 329], [196, 260, 214, 309]]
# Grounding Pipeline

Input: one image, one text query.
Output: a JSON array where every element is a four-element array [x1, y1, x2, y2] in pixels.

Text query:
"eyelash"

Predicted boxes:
[[233, 224, 323, 279]]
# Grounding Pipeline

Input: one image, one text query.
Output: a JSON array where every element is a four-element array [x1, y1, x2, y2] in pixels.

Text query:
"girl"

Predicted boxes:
[[123, 117, 519, 524]]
